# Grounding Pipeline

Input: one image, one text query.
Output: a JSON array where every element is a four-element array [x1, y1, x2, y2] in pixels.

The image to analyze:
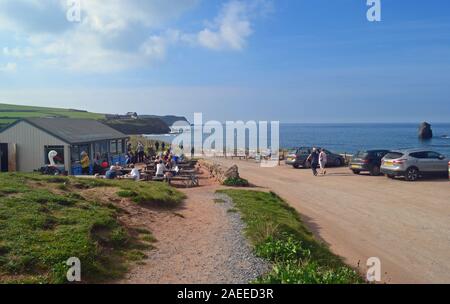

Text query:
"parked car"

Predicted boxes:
[[380, 148, 448, 181], [349, 149, 390, 176], [285, 147, 345, 169]]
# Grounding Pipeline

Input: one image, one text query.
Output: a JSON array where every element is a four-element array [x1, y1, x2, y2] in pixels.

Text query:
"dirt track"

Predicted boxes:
[[213, 158, 450, 283]]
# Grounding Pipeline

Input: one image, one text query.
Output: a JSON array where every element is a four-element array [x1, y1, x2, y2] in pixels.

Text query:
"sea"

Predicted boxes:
[[145, 123, 450, 156]]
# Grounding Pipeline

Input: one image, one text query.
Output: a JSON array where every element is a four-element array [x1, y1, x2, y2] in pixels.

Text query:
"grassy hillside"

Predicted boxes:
[[0, 103, 105, 129], [0, 103, 181, 134], [102, 118, 170, 135], [0, 173, 184, 284]]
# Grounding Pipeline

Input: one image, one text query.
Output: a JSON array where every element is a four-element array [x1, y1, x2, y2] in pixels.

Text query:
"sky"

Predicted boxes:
[[0, 0, 449, 123]]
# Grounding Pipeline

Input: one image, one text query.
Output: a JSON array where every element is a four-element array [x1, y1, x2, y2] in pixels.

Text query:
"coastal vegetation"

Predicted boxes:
[[217, 189, 363, 284], [222, 177, 250, 187], [0, 173, 184, 284]]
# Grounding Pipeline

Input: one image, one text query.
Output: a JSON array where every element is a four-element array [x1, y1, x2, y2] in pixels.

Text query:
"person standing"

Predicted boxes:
[[93, 152, 102, 175], [161, 142, 166, 151], [307, 148, 320, 176], [80, 151, 90, 175], [319, 148, 328, 175], [155, 141, 160, 152], [137, 142, 144, 163]]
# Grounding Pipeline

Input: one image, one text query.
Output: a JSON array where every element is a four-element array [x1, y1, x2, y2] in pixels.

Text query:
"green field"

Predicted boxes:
[[0, 103, 105, 129]]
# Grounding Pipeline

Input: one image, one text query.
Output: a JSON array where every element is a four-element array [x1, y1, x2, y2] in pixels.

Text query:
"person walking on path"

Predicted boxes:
[[307, 148, 320, 176], [319, 148, 328, 175]]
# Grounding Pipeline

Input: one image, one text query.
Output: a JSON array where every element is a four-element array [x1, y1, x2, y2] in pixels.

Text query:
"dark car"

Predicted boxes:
[[285, 147, 345, 169], [349, 149, 390, 176]]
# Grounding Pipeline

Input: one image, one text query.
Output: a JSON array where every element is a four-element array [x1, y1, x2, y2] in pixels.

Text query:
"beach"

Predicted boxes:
[[212, 157, 450, 283]]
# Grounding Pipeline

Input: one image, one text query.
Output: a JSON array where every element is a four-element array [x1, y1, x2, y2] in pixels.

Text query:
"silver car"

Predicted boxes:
[[380, 148, 449, 181]]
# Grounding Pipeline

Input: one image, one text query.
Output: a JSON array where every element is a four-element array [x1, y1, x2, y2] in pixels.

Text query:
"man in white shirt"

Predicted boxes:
[[130, 165, 140, 181], [155, 160, 166, 177]]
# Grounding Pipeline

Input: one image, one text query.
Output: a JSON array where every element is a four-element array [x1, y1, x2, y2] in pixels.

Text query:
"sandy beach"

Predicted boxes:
[[212, 158, 450, 283]]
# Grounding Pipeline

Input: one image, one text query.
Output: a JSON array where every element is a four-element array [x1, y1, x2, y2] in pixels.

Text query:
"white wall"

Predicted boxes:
[[0, 121, 70, 172]]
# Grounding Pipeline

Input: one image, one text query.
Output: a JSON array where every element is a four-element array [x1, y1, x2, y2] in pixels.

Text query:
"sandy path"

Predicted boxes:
[[117, 180, 268, 284], [212, 158, 450, 283]]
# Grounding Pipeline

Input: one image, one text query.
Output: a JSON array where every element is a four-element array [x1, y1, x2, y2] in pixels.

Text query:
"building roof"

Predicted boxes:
[[3, 118, 128, 144]]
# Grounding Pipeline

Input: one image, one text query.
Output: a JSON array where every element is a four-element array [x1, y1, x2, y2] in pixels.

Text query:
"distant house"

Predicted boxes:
[[0, 118, 129, 174], [126, 112, 139, 119]]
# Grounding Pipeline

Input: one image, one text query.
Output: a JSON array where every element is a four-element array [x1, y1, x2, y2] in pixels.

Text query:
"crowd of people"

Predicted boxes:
[[77, 140, 184, 181]]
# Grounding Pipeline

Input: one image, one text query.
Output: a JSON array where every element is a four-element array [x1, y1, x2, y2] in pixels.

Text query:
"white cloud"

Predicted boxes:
[[198, 1, 252, 50], [3, 47, 34, 58], [0, 0, 271, 73], [197, 0, 272, 50], [0, 62, 17, 72]]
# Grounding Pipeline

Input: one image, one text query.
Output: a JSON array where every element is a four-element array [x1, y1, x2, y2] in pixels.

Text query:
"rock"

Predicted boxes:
[[224, 165, 240, 179], [418, 122, 433, 140]]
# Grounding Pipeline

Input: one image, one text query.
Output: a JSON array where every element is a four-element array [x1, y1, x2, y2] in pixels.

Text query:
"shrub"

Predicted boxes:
[[223, 177, 249, 187]]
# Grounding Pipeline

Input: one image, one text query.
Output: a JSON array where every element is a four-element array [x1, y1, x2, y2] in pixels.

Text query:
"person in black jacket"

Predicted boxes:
[[307, 148, 320, 176]]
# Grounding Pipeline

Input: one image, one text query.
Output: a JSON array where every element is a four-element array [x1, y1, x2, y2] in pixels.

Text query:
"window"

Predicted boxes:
[[45, 146, 65, 165], [110, 140, 117, 154], [384, 152, 404, 160], [299, 148, 310, 155], [94, 141, 108, 159], [71, 145, 90, 162], [117, 139, 123, 154], [426, 152, 441, 159], [410, 152, 427, 159]]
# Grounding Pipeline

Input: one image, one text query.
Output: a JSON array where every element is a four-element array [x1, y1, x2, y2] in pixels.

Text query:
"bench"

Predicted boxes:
[[168, 174, 199, 188]]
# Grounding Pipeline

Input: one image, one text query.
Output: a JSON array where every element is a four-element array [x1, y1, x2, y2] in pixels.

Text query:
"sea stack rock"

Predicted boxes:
[[418, 122, 433, 140]]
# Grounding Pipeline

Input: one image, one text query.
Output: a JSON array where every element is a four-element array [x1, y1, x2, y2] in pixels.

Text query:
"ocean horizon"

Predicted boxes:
[[145, 122, 450, 156]]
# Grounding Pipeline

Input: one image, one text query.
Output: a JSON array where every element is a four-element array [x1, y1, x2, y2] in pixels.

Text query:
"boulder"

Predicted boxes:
[[418, 122, 433, 140], [224, 165, 240, 179]]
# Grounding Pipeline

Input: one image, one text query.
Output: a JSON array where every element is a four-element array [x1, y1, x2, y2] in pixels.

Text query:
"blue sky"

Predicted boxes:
[[0, 0, 449, 123]]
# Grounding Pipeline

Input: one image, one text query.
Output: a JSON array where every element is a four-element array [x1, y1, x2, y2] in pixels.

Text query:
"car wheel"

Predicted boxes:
[[405, 167, 419, 182], [334, 158, 342, 167], [352, 170, 360, 175], [370, 166, 381, 176], [293, 164, 300, 169]]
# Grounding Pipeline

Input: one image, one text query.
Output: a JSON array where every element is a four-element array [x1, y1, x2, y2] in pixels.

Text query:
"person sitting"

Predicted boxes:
[[113, 162, 124, 176], [105, 166, 118, 179], [155, 160, 166, 177], [122, 164, 140, 181]]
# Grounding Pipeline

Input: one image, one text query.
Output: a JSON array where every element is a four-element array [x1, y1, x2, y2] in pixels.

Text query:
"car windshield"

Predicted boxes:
[[384, 152, 404, 160], [355, 151, 368, 158], [288, 149, 297, 155]]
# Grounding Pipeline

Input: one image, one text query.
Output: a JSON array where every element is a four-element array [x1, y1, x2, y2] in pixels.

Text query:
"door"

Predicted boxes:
[[425, 151, 447, 172], [0, 143, 8, 172]]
